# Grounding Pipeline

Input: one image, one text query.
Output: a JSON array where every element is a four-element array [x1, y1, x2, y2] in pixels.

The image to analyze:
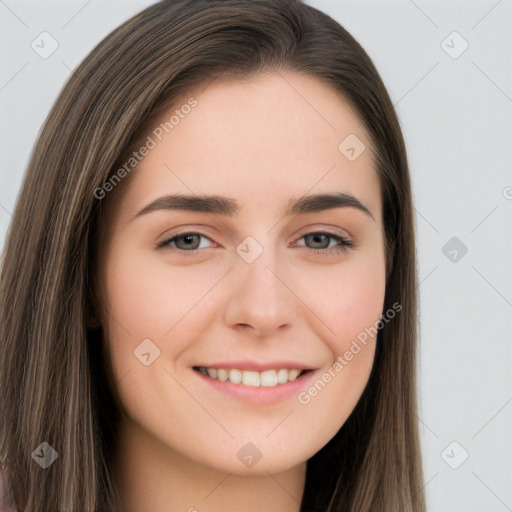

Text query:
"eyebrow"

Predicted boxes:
[[131, 192, 375, 221]]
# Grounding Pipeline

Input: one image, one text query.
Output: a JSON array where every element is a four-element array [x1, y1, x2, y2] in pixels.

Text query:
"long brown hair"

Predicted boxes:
[[0, 1, 425, 510]]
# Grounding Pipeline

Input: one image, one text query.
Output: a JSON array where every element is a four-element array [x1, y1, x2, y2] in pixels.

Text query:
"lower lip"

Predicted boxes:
[[194, 369, 317, 405]]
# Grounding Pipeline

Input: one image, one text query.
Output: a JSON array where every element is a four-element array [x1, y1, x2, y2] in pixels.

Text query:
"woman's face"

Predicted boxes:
[[97, 71, 386, 476]]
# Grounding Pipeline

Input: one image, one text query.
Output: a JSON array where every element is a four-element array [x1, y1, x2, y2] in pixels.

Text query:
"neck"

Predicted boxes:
[[111, 419, 306, 512]]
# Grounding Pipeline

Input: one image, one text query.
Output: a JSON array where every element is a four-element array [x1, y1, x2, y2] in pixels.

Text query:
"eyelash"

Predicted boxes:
[[157, 230, 355, 257]]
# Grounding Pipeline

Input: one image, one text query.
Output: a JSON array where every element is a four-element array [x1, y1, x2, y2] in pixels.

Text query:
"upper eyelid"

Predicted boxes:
[[161, 221, 352, 240], [161, 229, 352, 248]]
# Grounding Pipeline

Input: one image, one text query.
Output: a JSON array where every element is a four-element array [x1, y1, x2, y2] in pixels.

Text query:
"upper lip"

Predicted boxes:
[[194, 360, 315, 371]]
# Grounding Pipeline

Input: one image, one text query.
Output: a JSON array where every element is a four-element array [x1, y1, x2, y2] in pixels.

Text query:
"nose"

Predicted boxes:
[[223, 243, 298, 337]]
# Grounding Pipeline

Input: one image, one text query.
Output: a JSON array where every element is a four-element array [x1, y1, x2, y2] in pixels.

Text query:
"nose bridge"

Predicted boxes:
[[242, 239, 281, 299], [223, 234, 297, 335]]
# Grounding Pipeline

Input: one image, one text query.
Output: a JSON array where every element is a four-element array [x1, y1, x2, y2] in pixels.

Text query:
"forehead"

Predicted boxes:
[[113, 71, 380, 223]]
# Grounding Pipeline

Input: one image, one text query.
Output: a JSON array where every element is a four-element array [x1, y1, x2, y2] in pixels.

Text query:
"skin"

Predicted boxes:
[[96, 70, 386, 512]]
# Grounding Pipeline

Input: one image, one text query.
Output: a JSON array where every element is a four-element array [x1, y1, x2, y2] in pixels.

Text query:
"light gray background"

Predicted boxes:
[[1, 1, 511, 510]]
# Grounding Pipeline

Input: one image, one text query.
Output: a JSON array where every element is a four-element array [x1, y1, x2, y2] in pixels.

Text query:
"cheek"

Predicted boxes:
[[290, 240, 385, 426], [332, 259, 386, 345], [296, 236, 386, 357], [101, 245, 227, 378], [103, 245, 198, 334], [292, 262, 385, 442]]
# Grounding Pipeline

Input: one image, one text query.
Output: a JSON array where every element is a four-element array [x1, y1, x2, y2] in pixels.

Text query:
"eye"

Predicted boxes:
[[157, 229, 355, 257], [294, 231, 355, 255], [157, 231, 214, 256]]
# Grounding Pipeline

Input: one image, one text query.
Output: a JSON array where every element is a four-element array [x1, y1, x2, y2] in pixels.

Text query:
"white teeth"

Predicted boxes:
[[276, 369, 288, 384], [242, 371, 260, 387], [217, 369, 229, 381], [200, 367, 305, 387], [229, 369, 242, 384], [260, 370, 277, 387], [288, 369, 300, 380]]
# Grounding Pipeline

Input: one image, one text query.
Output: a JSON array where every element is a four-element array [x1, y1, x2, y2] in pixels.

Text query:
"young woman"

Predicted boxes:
[[0, 0, 426, 510]]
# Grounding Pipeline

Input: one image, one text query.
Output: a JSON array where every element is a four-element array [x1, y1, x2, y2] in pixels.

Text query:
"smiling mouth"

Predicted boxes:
[[193, 366, 311, 387]]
